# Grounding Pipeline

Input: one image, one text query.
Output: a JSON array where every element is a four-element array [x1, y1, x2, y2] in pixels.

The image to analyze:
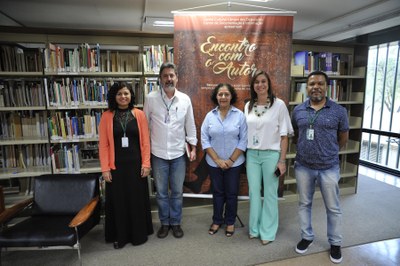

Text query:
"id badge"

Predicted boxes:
[[252, 135, 259, 145], [306, 128, 314, 140], [121, 137, 129, 147], [164, 112, 170, 124]]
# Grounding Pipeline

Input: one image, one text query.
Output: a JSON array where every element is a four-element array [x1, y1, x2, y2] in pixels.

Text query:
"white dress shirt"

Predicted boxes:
[[144, 88, 197, 160]]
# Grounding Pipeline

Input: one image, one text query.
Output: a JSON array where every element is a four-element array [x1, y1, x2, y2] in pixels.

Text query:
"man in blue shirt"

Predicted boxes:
[[292, 71, 349, 264]]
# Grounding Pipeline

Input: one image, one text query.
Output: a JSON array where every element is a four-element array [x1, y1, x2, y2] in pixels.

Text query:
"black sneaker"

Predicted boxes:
[[157, 225, 170, 238], [171, 225, 184, 238], [295, 239, 313, 254], [330, 245, 343, 264]]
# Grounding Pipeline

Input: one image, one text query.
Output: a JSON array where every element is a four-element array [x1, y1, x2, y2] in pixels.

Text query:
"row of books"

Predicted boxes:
[[50, 142, 101, 173], [45, 78, 109, 107], [1, 43, 173, 74], [0, 80, 45, 107], [48, 110, 102, 140], [44, 43, 143, 73], [50, 144, 81, 173], [0, 112, 48, 139], [100, 50, 141, 73], [0, 77, 154, 109], [293, 51, 351, 75], [143, 45, 174, 73], [0, 76, 155, 109], [0, 144, 50, 169], [293, 80, 346, 102], [44, 43, 100, 73], [0, 45, 43, 72]]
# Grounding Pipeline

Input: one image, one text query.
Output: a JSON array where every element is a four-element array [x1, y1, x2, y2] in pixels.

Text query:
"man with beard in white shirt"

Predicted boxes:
[[144, 62, 197, 239]]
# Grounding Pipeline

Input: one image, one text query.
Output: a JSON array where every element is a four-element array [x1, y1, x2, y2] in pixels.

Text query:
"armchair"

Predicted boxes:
[[0, 173, 101, 266]]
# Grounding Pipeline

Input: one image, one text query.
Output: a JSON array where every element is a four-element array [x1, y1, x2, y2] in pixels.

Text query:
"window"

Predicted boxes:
[[360, 40, 400, 173]]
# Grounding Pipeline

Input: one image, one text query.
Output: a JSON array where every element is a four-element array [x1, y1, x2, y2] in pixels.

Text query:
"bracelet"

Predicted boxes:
[[229, 157, 235, 163], [278, 160, 286, 164]]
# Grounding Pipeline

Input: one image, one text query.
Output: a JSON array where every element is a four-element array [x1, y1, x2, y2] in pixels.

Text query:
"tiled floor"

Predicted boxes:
[[260, 166, 400, 266]]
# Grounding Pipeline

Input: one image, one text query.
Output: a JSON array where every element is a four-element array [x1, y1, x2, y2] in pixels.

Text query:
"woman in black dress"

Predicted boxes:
[[99, 82, 153, 249]]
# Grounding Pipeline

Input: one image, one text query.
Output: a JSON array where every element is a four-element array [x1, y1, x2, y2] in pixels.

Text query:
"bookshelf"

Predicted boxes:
[[282, 40, 367, 201], [0, 45, 52, 193], [0, 32, 173, 194]]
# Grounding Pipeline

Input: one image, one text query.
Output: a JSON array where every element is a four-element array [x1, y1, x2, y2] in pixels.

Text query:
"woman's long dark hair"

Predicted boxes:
[[247, 70, 275, 113], [107, 82, 135, 111]]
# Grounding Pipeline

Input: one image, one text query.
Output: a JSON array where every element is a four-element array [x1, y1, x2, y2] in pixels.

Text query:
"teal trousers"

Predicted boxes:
[[246, 149, 280, 241]]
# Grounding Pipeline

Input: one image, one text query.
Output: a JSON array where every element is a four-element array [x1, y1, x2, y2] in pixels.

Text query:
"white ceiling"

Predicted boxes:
[[0, 0, 399, 41]]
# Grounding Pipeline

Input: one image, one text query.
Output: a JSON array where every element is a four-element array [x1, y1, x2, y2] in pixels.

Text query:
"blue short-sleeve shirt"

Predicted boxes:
[[291, 98, 349, 169]]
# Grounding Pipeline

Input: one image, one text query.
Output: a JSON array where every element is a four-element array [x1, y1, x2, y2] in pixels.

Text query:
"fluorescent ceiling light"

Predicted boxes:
[[145, 16, 174, 27], [153, 20, 174, 27]]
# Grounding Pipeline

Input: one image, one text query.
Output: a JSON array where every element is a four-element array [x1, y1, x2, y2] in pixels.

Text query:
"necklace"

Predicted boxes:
[[253, 101, 270, 117]]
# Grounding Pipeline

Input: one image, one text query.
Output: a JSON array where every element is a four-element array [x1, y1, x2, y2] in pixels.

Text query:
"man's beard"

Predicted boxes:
[[163, 83, 175, 92], [310, 95, 323, 102], [310, 89, 324, 102]]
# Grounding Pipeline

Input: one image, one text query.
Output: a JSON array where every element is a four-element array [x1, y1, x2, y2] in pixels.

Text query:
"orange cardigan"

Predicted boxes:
[[99, 108, 151, 172]]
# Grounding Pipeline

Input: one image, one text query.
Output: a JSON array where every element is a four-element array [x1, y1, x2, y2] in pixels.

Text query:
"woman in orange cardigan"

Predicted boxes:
[[99, 82, 153, 249]]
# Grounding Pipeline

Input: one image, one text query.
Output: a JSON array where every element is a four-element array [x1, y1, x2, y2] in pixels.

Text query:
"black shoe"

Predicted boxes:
[[208, 224, 220, 235], [330, 245, 343, 264], [157, 225, 170, 239], [113, 242, 119, 249], [171, 225, 184, 238], [225, 225, 235, 237], [295, 239, 313, 254]]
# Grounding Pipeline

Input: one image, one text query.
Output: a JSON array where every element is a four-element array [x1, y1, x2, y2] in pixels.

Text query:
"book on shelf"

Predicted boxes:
[[133, 80, 143, 105], [293, 82, 307, 103], [0, 113, 8, 138], [18, 149, 26, 169], [290, 65, 304, 76], [294, 51, 309, 74], [0, 83, 4, 106], [11, 113, 23, 138], [15, 47, 26, 72]]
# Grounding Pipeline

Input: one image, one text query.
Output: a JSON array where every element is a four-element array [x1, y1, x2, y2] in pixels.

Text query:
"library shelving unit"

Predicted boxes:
[[43, 42, 145, 174], [0, 43, 51, 194], [0, 30, 173, 196], [282, 40, 367, 201]]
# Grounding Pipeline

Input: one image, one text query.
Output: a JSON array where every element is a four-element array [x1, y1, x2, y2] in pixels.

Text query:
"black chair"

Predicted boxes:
[[0, 173, 101, 266]]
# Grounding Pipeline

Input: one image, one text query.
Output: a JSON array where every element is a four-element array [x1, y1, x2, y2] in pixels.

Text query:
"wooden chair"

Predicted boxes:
[[0, 174, 101, 266]]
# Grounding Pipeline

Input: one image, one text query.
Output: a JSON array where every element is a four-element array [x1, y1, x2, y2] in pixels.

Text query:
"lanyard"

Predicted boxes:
[[118, 111, 129, 137], [307, 108, 323, 129], [161, 89, 175, 113]]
